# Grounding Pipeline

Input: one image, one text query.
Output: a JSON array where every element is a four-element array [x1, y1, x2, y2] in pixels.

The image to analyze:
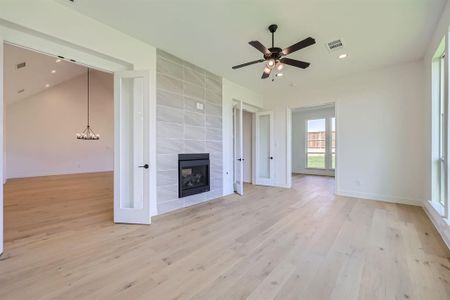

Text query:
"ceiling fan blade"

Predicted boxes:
[[249, 41, 271, 55], [282, 37, 316, 55], [261, 68, 272, 79], [280, 57, 310, 69], [232, 59, 265, 69]]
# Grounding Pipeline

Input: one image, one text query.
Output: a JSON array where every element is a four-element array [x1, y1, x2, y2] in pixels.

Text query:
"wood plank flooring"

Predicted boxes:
[[0, 173, 449, 299]]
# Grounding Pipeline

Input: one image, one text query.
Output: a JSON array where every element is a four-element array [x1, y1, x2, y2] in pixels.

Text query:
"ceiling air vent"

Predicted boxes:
[[16, 62, 26, 69], [326, 39, 344, 52]]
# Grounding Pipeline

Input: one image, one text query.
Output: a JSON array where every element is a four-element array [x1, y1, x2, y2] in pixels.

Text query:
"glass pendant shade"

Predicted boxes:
[[76, 68, 100, 140]]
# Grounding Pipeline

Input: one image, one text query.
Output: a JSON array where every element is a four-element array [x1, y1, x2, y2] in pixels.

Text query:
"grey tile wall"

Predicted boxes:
[[156, 49, 223, 215]]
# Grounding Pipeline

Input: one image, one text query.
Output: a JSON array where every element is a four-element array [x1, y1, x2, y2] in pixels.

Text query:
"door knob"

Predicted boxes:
[[138, 164, 149, 169]]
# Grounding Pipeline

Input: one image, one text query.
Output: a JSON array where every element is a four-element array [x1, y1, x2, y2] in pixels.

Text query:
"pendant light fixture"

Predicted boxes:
[[76, 68, 100, 140]]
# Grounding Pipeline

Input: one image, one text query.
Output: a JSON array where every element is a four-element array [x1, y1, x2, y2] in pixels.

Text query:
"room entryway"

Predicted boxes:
[[3, 44, 115, 242], [0, 35, 154, 254], [233, 99, 274, 195], [290, 104, 336, 178]]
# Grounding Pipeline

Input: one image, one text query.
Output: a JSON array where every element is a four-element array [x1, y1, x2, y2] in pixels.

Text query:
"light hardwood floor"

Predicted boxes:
[[1, 173, 449, 299]]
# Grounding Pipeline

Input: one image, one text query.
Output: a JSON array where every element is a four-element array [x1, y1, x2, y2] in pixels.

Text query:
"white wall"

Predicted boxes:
[[222, 79, 264, 195], [243, 110, 252, 183], [5, 71, 113, 179], [265, 60, 425, 205], [292, 106, 335, 176]]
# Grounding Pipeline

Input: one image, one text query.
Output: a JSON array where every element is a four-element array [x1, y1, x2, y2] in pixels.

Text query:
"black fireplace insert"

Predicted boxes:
[[178, 153, 210, 198]]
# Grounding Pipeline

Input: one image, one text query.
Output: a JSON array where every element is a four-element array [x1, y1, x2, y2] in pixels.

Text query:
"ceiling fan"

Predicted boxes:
[[232, 24, 316, 79]]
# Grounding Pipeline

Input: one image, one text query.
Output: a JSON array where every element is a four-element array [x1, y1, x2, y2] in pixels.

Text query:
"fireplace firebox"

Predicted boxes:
[[178, 153, 210, 198]]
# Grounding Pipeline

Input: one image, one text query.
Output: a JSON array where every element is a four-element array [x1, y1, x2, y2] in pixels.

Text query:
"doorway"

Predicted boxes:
[[233, 100, 274, 195], [233, 105, 255, 195], [3, 44, 115, 243], [0, 34, 153, 254], [291, 104, 336, 177]]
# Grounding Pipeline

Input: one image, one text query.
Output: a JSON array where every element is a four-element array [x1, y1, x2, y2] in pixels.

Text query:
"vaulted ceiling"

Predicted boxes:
[[4, 44, 86, 105], [59, 0, 446, 92]]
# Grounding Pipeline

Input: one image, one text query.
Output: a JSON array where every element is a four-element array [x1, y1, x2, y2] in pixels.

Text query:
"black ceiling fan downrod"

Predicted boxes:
[[268, 24, 278, 48]]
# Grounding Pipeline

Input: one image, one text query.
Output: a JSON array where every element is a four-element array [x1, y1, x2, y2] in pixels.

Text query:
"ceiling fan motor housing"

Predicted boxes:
[[265, 47, 283, 60]]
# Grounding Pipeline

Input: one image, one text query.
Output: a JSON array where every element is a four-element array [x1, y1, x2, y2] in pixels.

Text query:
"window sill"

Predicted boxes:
[[428, 200, 450, 227], [429, 199, 446, 217], [425, 200, 450, 249]]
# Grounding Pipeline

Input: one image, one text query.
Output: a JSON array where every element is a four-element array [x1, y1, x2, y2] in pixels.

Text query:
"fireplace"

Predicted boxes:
[[178, 153, 210, 198]]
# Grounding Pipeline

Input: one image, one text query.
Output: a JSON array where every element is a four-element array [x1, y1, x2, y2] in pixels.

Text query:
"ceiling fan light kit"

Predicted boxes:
[[232, 24, 316, 79]]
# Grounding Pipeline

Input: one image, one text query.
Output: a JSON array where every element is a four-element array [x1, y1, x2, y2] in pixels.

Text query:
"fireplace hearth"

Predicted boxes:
[[178, 153, 210, 198]]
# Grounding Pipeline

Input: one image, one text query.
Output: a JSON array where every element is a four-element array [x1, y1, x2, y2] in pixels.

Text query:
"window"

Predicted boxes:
[[331, 117, 336, 169], [306, 119, 326, 168], [439, 53, 447, 208], [306, 117, 336, 170], [432, 36, 448, 219]]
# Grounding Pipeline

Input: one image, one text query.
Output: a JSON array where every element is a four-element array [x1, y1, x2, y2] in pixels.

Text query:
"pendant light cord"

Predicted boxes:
[[87, 68, 90, 127]]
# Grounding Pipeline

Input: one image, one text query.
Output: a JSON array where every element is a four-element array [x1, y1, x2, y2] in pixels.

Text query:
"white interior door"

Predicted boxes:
[[114, 71, 151, 224], [233, 101, 244, 195], [255, 111, 274, 186]]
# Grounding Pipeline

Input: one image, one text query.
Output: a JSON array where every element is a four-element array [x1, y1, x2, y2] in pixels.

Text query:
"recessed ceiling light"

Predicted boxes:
[[45, 84, 50, 88], [338, 53, 348, 59], [276, 73, 283, 77], [51, 70, 56, 74]]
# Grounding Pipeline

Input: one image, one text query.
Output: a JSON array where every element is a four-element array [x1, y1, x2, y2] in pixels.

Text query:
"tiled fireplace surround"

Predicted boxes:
[[156, 49, 223, 214]]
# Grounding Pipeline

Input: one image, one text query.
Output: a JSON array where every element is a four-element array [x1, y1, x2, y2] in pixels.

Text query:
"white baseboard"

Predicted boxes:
[[423, 201, 450, 250], [336, 189, 423, 207]]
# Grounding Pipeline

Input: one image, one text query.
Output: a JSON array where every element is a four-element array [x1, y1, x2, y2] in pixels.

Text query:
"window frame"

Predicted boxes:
[[432, 36, 449, 220], [305, 117, 335, 170], [439, 53, 447, 209]]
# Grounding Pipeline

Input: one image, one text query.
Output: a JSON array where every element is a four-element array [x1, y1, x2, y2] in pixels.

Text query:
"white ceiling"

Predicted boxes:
[[58, 0, 446, 93], [4, 44, 86, 105]]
